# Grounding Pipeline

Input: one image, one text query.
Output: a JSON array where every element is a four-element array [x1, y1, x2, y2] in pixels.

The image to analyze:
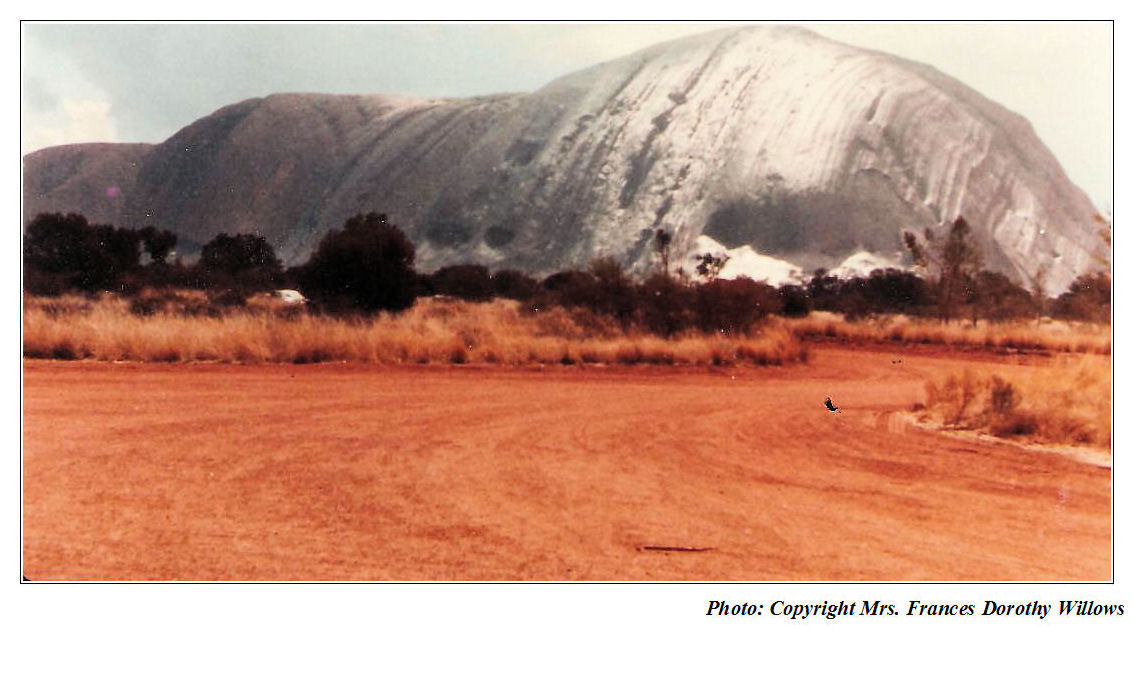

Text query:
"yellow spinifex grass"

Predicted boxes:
[[920, 356, 1111, 448], [785, 311, 1110, 355], [22, 294, 808, 367]]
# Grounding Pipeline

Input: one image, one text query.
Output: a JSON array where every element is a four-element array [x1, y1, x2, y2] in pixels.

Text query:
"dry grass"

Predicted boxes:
[[786, 311, 1110, 355], [22, 293, 808, 367], [919, 357, 1111, 448]]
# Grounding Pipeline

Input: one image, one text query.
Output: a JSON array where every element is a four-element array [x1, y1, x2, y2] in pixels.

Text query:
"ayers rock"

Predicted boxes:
[[23, 25, 1105, 292]]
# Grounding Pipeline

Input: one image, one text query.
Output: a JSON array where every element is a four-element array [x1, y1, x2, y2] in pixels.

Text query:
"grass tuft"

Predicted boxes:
[[786, 312, 1110, 355], [23, 293, 808, 368], [919, 357, 1110, 448]]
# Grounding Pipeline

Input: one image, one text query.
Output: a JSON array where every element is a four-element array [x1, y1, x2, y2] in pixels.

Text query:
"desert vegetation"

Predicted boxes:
[[295, 212, 418, 313], [22, 211, 1112, 367], [785, 312, 1110, 355], [22, 292, 807, 366], [916, 357, 1111, 449]]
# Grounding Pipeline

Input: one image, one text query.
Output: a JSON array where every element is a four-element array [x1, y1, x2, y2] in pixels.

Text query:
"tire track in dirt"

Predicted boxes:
[[22, 347, 1110, 580]]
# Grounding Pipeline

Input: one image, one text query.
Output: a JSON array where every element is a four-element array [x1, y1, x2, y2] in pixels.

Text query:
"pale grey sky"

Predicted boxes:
[[21, 22, 1112, 208]]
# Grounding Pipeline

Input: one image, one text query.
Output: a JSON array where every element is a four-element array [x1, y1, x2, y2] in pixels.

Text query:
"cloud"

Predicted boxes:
[[23, 98, 120, 154], [22, 28, 122, 153]]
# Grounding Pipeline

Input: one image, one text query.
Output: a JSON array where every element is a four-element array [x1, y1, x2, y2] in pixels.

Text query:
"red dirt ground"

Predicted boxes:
[[22, 346, 1111, 580]]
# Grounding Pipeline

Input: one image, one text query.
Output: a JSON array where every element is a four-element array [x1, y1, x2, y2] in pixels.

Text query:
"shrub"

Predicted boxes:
[[777, 284, 811, 318], [430, 264, 494, 302], [196, 233, 283, 291], [208, 288, 248, 308], [139, 226, 178, 264], [588, 258, 637, 328], [24, 212, 144, 293], [491, 269, 539, 301], [970, 271, 1034, 321], [987, 375, 1018, 415], [806, 269, 842, 312], [636, 273, 695, 338], [1051, 273, 1110, 323], [860, 268, 931, 315], [542, 269, 599, 308], [920, 360, 1110, 448], [299, 213, 418, 313], [695, 277, 782, 334], [784, 313, 1109, 355]]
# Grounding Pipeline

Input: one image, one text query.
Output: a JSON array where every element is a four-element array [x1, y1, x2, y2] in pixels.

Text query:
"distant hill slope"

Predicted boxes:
[[22, 25, 1104, 292]]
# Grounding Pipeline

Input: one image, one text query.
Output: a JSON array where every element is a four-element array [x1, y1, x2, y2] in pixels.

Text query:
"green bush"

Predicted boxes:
[[299, 213, 417, 313]]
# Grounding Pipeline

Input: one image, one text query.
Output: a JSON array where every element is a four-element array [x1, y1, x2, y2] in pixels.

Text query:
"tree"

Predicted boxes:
[[1051, 273, 1111, 323], [24, 212, 143, 293], [695, 277, 782, 335], [972, 271, 1035, 321], [777, 284, 811, 318], [199, 233, 279, 276], [637, 272, 695, 337], [430, 264, 494, 302], [859, 268, 932, 316], [139, 226, 178, 264], [1046, 212, 1113, 324], [542, 269, 597, 308], [24, 213, 92, 278], [299, 213, 417, 313], [588, 257, 637, 327], [1028, 265, 1048, 323], [1092, 212, 1112, 276], [694, 252, 729, 280], [653, 228, 673, 274], [904, 216, 982, 321], [197, 232, 283, 290], [805, 268, 841, 312], [491, 270, 539, 301]]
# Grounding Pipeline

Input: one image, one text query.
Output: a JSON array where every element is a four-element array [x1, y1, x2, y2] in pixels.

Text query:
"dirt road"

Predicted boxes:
[[22, 346, 1110, 580]]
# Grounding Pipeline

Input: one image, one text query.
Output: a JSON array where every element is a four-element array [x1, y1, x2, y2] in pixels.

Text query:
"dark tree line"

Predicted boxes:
[[24, 213, 178, 294], [23, 212, 283, 296], [23, 211, 1111, 326]]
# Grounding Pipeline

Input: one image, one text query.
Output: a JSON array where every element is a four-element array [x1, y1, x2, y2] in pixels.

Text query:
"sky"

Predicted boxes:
[[20, 22, 1113, 209]]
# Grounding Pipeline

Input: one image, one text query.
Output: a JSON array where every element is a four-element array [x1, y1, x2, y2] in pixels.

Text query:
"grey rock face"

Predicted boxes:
[[22, 26, 1104, 292]]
